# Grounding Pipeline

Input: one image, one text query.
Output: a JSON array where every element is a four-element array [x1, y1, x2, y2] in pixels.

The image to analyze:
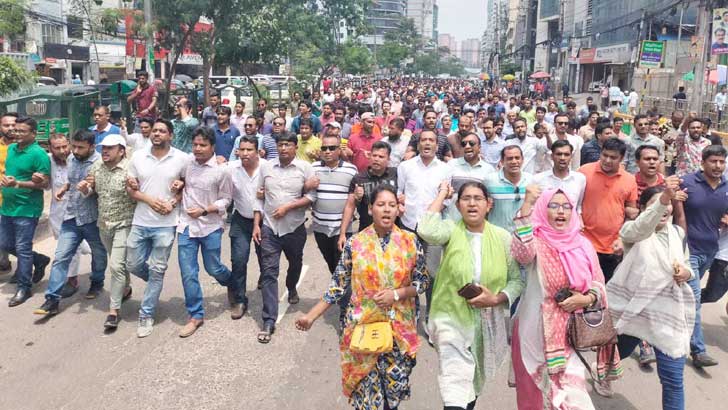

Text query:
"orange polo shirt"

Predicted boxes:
[[579, 162, 638, 254]]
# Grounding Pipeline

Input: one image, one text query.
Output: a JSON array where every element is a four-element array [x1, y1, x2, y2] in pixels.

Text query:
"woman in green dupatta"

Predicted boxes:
[[418, 181, 524, 410]]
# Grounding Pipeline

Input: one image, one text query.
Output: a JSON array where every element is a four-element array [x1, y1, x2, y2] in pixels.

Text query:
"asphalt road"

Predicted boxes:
[[2, 207, 728, 410]]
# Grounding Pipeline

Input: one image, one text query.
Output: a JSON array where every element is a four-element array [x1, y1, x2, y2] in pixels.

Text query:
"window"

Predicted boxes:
[[42, 24, 63, 44], [67, 16, 84, 40]]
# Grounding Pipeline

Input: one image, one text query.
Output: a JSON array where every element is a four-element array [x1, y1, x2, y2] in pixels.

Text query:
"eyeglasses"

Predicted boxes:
[[547, 202, 574, 211], [460, 140, 477, 148], [459, 195, 487, 203], [321, 145, 339, 152], [514, 186, 521, 202]]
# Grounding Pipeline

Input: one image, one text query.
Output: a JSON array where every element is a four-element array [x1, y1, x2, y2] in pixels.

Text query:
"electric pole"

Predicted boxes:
[[690, 1, 710, 113]]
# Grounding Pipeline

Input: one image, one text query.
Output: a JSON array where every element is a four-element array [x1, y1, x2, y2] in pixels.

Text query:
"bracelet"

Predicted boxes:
[[392, 288, 400, 302]]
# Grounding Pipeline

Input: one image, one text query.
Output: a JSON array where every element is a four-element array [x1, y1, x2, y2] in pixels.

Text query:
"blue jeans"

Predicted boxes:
[[178, 227, 234, 319], [126, 225, 176, 319], [229, 212, 261, 306], [0, 216, 39, 291], [618, 334, 686, 410], [45, 219, 107, 300], [688, 251, 715, 355]]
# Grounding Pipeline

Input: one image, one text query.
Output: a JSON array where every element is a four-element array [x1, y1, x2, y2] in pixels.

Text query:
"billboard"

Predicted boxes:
[[639, 41, 665, 68], [712, 8, 728, 55]]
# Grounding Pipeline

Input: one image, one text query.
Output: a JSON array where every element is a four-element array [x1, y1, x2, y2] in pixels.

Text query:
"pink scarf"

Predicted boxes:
[[531, 189, 600, 293]]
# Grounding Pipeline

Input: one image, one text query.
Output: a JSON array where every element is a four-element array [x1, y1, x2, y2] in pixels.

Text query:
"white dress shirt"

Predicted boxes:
[[397, 156, 452, 230], [504, 136, 549, 174], [532, 169, 587, 212], [229, 158, 266, 219]]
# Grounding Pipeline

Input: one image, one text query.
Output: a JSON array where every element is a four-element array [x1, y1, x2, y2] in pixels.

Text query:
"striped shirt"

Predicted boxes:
[[484, 169, 533, 233], [312, 160, 358, 237], [259, 133, 279, 160]]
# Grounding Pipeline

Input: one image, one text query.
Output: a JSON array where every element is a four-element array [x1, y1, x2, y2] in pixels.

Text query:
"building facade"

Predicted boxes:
[[407, 0, 438, 46], [460, 38, 482, 68], [361, 0, 408, 48]]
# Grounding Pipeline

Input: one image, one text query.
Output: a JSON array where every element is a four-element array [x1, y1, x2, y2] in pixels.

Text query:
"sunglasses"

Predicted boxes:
[[273, 122, 285, 126], [460, 140, 477, 148], [321, 145, 339, 152], [244, 124, 256, 127], [556, 121, 569, 125], [514, 186, 521, 202]]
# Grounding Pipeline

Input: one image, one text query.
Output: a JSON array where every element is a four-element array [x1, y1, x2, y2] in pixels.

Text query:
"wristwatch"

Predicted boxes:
[[202, 209, 209, 216], [393, 288, 400, 302]]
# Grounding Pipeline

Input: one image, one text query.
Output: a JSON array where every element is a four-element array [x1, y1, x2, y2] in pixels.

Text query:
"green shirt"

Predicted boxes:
[[0, 142, 51, 218], [88, 157, 136, 230]]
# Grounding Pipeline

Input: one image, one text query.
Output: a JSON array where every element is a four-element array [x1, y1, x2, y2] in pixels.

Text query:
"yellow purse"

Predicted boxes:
[[350, 322, 394, 354]]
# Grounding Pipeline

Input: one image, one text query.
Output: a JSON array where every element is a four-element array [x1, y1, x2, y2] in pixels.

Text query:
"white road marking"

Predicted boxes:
[[276, 264, 308, 324]]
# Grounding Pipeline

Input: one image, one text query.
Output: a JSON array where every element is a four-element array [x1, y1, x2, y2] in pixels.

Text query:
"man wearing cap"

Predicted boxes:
[[35, 130, 108, 316], [347, 112, 383, 172], [75, 134, 135, 329]]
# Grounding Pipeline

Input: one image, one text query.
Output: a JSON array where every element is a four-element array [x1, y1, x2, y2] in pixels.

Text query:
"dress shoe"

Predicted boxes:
[[34, 299, 59, 315], [104, 314, 121, 330], [230, 303, 247, 320], [60, 282, 79, 299], [85, 283, 104, 299], [8, 289, 32, 307], [179, 318, 204, 338], [32, 254, 51, 284], [692, 352, 719, 368], [288, 289, 300, 304]]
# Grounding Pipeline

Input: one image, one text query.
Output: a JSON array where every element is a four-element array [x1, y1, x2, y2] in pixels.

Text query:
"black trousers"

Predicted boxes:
[[702, 258, 728, 303], [315, 231, 352, 326], [444, 398, 477, 410], [597, 252, 623, 283]]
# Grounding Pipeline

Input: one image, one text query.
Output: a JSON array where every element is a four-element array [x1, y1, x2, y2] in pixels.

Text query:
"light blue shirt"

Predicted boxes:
[[484, 169, 532, 233]]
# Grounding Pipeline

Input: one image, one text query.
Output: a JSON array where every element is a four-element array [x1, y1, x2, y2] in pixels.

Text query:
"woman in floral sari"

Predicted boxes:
[[510, 186, 621, 410], [418, 181, 523, 410], [296, 185, 429, 410]]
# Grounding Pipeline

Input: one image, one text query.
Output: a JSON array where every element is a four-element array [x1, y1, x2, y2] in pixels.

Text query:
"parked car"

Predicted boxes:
[[587, 81, 605, 93], [37, 76, 58, 87]]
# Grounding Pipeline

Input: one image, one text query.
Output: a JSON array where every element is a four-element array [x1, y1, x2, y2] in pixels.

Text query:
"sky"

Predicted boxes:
[[436, 0, 487, 42]]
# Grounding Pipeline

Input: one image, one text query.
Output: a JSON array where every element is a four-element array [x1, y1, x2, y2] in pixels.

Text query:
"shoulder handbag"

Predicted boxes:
[[567, 302, 617, 351], [567, 302, 618, 380], [350, 321, 393, 354]]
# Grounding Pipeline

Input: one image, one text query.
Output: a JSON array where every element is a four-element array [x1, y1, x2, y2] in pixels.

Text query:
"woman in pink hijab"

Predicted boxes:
[[510, 186, 621, 409]]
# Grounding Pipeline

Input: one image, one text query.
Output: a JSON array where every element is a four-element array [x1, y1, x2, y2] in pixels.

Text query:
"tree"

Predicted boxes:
[[377, 18, 421, 72], [289, 0, 371, 89], [0, 0, 26, 41], [340, 41, 373, 75], [377, 42, 409, 70], [149, 0, 206, 114], [212, 1, 293, 99], [0, 56, 35, 96]]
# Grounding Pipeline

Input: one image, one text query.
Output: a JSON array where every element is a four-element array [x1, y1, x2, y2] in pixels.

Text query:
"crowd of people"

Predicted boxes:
[[1, 74, 727, 410]]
